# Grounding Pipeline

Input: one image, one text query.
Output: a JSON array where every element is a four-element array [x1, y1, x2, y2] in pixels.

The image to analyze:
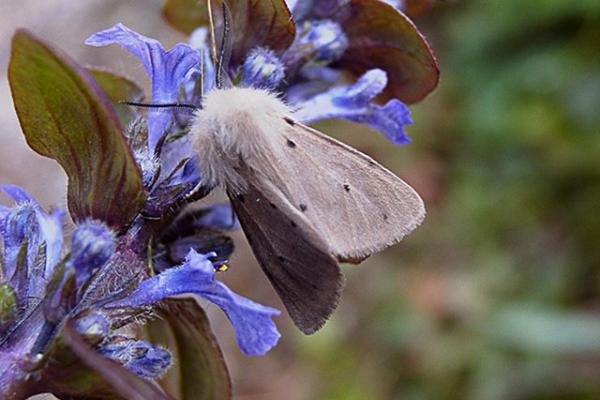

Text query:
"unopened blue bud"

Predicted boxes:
[[241, 47, 286, 90], [300, 20, 348, 63], [2, 204, 39, 280], [71, 221, 115, 287], [133, 149, 160, 187], [74, 311, 110, 345], [4, 204, 37, 248], [99, 339, 172, 378]]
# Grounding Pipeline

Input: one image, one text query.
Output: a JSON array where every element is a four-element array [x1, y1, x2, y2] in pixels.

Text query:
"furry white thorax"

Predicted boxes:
[[190, 87, 291, 194]]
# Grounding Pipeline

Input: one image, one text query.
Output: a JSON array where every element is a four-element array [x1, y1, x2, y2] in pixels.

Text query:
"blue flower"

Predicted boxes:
[[0, 185, 280, 395], [278, 2, 414, 144], [292, 69, 413, 144], [242, 47, 286, 90], [98, 339, 172, 379], [109, 250, 280, 356], [85, 23, 200, 151], [284, 19, 348, 66], [1, 185, 64, 300], [86, 24, 211, 216], [70, 221, 115, 288]]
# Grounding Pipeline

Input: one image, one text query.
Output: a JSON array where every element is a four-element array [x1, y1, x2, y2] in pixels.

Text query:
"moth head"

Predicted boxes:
[[189, 87, 291, 194]]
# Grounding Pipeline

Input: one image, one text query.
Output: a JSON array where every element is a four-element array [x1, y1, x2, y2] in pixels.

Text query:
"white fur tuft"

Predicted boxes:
[[190, 87, 291, 194]]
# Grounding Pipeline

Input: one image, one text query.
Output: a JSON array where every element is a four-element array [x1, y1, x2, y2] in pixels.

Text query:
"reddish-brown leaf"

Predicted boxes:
[[8, 30, 146, 229], [336, 0, 439, 103], [162, 0, 295, 66]]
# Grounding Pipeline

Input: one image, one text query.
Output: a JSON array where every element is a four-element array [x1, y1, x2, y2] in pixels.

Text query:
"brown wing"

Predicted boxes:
[[229, 168, 344, 334], [254, 119, 426, 263]]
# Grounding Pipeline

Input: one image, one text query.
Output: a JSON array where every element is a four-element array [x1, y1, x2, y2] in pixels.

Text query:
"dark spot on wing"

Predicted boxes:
[[290, 220, 298, 228], [284, 116, 296, 126], [299, 203, 308, 212], [343, 184, 351, 192], [236, 194, 245, 203], [277, 255, 286, 263], [286, 139, 297, 148], [368, 160, 376, 167], [269, 202, 277, 209], [383, 213, 389, 221]]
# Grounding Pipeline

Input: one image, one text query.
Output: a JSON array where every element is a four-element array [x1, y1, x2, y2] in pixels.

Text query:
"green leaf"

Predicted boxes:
[[8, 29, 147, 229], [162, 0, 295, 66], [63, 320, 173, 400], [0, 284, 16, 325], [146, 298, 232, 400], [88, 68, 144, 127], [337, 0, 439, 103]]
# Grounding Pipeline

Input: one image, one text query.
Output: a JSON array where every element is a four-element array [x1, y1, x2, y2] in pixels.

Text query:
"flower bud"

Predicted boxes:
[[242, 47, 286, 90], [133, 148, 160, 187], [74, 311, 110, 346], [2, 204, 39, 280], [298, 20, 348, 63], [4, 204, 37, 248], [71, 221, 115, 288], [99, 339, 172, 378]]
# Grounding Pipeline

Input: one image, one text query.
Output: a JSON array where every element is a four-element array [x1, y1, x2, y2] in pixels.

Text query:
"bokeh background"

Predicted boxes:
[[2, 1, 600, 399]]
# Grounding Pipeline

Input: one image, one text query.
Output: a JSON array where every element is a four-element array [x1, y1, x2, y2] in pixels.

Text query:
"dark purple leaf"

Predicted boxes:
[[146, 298, 232, 400], [63, 320, 172, 400], [162, 0, 295, 66], [8, 30, 147, 229], [336, 0, 439, 103]]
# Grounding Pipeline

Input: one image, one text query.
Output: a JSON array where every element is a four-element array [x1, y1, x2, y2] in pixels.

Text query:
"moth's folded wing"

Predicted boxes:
[[229, 175, 344, 335], [273, 121, 426, 263]]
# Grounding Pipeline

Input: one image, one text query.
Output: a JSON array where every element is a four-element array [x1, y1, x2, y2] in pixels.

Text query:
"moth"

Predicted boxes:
[[190, 87, 425, 334]]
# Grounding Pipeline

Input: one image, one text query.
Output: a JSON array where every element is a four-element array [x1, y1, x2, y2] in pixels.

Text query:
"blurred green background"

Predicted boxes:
[[2, 1, 600, 399], [296, 2, 600, 399]]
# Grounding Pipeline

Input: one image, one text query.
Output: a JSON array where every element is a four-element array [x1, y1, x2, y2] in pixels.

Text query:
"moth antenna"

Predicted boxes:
[[207, 0, 218, 64], [199, 49, 205, 99], [120, 101, 199, 111], [215, 1, 231, 89]]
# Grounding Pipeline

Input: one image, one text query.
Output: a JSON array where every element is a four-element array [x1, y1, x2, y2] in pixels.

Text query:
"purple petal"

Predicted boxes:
[[98, 339, 172, 379], [0, 206, 8, 222], [193, 203, 239, 231], [110, 251, 280, 356], [39, 208, 65, 278], [282, 19, 348, 69], [74, 311, 110, 344], [241, 47, 286, 90], [2, 184, 35, 203], [188, 27, 216, 93], [1, 203, 38, 281], [1, 185, 64, 281], [157, 135, 200, 187], [71, 221, 115, 289], [286, 66, 340, 104], [86, 24, 200, 150], [292, 69, 413, 144]]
